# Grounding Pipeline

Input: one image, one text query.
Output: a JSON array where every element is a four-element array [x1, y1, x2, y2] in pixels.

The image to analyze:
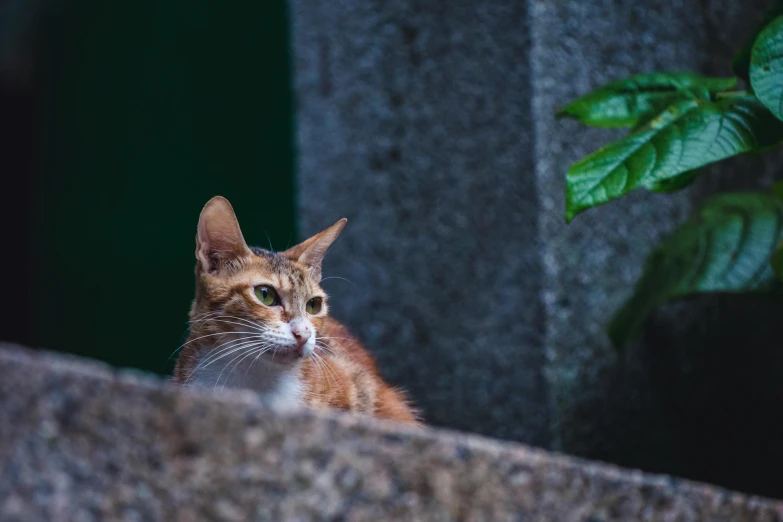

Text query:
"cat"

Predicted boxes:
[[172, 196, 420, 424]]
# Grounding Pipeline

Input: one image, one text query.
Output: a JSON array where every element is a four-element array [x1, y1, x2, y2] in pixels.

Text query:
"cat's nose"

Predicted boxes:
[[290, 319, 312, 346]]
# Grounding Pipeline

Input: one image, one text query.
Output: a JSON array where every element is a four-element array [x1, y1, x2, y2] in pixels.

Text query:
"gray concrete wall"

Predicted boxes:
[[530, 0, 783, 496], [291, 0, 548, 445], [291, 0, 783, 498], [529, 0, 702, 461], [2, 344, 782, 521]]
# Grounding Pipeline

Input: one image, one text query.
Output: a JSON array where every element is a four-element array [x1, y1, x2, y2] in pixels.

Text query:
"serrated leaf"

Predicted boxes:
[[644, 169, 702, 194], [556, 72, 737, 128], [609, 193, 783, 349], [565, 96, 783, 222], [750, 16, 783, 121], [733, 1, 783, 82]]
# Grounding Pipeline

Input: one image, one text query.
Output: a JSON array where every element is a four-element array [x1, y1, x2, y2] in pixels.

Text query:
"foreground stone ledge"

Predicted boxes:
[[0, 344, 780, 522]]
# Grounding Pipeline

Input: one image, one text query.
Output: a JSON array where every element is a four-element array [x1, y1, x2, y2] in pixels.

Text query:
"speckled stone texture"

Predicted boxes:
[[1, 344, 782, 522], [293, 0, 783, 499], [530, 0, 783, 497], [291, 0, 547, 444]]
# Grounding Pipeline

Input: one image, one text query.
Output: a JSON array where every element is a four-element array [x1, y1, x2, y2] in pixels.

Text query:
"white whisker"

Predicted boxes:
[[315, 340, 359, 364], [167, 330, 265, 361], [262, 228, 275, 253], [319, 276, 355, 286], [314, 336, 354, 342], [195, 337, 268, 371], [311, 352, 343, 393], [217, 343, 275, 391], [308, 353, 330, 395], [191, 315, 268, 333], [185, 337, 269, 384]]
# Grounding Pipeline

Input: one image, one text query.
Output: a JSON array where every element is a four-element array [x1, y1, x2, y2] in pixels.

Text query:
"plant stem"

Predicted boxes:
[[715, 90, 750, 99]]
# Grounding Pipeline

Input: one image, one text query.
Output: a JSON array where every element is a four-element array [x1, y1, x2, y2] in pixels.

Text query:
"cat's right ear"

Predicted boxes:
[[196, 196, 252, 275]]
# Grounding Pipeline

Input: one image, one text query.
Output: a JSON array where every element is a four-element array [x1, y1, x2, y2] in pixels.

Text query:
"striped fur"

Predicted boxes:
[[172, 196, 420, 425]]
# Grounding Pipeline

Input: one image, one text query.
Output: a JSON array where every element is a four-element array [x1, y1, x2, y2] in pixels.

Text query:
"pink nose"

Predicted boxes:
[[290, 319, 312, 347]]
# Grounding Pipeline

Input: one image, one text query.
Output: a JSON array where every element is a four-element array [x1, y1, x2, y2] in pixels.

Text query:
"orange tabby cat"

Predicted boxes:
[[173, 196, 419, 424]]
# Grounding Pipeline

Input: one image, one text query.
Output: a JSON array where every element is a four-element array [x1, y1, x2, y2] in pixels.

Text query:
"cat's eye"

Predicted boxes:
[[306, 297, 323, 315], [254, 285, 280, 306]]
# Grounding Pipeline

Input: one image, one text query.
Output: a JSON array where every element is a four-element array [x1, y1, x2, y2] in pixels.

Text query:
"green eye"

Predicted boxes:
[[254, 285, 279, 306], [306, 297, 323, 315]]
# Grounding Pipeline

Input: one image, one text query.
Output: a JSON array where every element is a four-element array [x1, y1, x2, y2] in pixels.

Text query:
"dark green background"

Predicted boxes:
[[30, 0, 296, 373]]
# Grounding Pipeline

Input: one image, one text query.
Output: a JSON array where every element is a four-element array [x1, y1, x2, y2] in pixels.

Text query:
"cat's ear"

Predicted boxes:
[[196, 196, 253, 275], [284, 218, 347, 282]]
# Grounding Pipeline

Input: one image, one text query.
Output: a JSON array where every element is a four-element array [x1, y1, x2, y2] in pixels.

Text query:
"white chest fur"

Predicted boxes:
[[185, 343, 305, 410]]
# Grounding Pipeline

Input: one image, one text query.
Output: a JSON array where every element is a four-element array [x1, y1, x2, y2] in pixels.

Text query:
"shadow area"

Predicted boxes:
[[563, 294, 783, 499]]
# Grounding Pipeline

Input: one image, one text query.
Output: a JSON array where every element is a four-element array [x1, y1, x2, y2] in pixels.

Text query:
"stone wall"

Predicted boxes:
[[291, 0, 548, 445], [291, 0, 783, 497], [2, 344, 782, 521], [530, 0, 783, 496]]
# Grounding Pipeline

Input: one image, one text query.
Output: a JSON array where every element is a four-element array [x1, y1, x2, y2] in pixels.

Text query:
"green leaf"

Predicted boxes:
[[750, 16, 783, 121], [609, 193, 783, 349], [733, 1, 783, 82], [565, 96, 783, 222], [556, 72, 737, 128], [774, 180, 783, 200], [645, 169, 702, 194], [629, 106, 668, 133]]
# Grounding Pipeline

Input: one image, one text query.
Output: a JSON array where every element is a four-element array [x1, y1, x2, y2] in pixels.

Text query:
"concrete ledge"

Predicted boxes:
[[0, 343, 781, 521]]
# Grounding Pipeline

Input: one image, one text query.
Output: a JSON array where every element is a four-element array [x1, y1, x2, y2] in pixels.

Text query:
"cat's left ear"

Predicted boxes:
[[283, 218, 347, 282]]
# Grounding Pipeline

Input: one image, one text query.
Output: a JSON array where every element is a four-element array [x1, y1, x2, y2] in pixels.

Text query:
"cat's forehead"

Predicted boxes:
[[247, 247, 314, 290]]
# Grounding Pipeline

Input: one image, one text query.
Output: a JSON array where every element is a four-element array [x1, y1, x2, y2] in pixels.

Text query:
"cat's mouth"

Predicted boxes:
[[265, 345, 305, 364]]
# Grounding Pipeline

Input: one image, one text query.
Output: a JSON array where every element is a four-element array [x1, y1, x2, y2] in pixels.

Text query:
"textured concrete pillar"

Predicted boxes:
[[292, 0, 783, 498], [291, 0, 548, 444], [530, 0, 783, 497], [529, 0, 703, 463]]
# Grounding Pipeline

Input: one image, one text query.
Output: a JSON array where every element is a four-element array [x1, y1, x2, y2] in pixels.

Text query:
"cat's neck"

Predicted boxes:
[[184, 341, 305, 410]]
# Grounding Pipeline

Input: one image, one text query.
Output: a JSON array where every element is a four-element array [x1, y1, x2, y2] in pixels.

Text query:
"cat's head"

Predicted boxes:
[[191, 196, 346, 365]]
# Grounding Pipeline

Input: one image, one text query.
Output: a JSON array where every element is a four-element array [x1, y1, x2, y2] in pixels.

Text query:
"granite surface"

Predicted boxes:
[[528, 0, 702, 462], [291, 0, 548, 444], [292, 0, 783, 499], [529, 0, 783, 496], [1, 343, 782, 522]]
